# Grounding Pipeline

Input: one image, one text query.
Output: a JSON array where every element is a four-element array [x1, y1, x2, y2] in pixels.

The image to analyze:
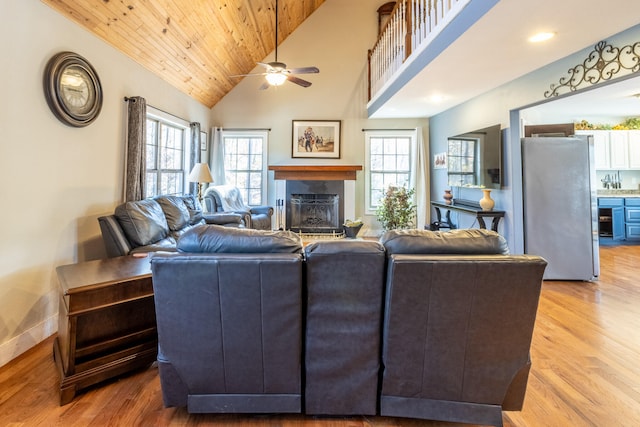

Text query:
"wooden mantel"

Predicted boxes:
[[268, 165, 363, 181]]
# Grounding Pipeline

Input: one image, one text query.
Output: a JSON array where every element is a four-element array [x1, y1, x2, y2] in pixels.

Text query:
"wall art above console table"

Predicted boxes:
[[430, 199, 505, 232]]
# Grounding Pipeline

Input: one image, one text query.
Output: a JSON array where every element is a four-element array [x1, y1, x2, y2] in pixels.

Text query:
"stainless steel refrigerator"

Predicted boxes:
[[522, 135, 599, 280]]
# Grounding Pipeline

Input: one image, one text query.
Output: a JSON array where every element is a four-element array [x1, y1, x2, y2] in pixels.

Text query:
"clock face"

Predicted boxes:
[[60, 66, 93, 112], [44, 52, 102, 127]]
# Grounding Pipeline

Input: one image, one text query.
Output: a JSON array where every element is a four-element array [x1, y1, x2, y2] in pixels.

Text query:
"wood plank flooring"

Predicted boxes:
[[1, 245, 639, 426]]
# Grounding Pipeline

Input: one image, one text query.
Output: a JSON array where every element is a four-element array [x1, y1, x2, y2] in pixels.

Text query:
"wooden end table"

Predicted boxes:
[[54, 254, 157, 405]]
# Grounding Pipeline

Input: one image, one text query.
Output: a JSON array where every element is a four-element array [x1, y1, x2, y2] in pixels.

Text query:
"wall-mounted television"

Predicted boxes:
[[447, 124, 502, 190]]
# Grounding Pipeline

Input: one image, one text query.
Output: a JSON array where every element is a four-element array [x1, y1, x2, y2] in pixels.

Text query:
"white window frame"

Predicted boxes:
[[145, 106, 192, 198], [364, 130, 418, 215], [221, 130, 268, 206]]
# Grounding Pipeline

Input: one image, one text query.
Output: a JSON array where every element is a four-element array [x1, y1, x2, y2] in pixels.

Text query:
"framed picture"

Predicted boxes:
[[433, 152, 447, 169], [200, 131, 208, 151], [292, 120, 341, 158]]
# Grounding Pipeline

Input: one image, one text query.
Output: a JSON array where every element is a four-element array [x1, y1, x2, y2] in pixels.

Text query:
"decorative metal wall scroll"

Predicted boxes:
[[544, 40, 640, 98]]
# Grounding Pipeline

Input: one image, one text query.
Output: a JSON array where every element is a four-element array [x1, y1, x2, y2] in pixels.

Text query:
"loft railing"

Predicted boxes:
[[368, 0, 469, 101]]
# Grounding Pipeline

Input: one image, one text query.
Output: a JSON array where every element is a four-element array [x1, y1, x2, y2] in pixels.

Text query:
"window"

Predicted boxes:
[[365, 130, 416, 214], [222, 130, 268, 206], [145, 108, 190, 198], [447, 138, 476, 187]]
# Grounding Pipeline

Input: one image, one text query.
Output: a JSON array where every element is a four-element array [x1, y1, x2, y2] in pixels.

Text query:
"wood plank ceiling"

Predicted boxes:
[[41, 0, 326, 108]]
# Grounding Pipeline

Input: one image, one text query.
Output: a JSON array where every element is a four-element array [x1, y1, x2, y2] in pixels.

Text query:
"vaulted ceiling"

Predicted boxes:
[[41, 0, 325, 108]]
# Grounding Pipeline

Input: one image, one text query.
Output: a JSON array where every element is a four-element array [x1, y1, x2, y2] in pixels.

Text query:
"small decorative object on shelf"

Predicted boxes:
[[479, 189, 495, 211], [343, 218, 363, 238], [443, 189, 453, 205]]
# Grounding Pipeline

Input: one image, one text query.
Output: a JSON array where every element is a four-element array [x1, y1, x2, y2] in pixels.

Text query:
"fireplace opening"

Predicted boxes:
[[290, 194, 340, 233], [285, 180, 344, 234]]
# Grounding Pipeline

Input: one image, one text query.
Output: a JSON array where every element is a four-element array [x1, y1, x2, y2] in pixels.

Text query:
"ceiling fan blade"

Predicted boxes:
[[287, 75, 312, 88], [230, 72, 268, 78], [257, 62, 274, 70], [287, 66, 319, 74], [258, 81, 271, 90]]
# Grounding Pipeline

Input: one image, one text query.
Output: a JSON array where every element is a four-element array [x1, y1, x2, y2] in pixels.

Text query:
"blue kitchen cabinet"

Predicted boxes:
[[598, 198, 625, 240], [624, 198, 640, 240]]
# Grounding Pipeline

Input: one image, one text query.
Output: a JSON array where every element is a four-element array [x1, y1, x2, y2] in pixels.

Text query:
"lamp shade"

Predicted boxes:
[[188, 163, 214, 183]]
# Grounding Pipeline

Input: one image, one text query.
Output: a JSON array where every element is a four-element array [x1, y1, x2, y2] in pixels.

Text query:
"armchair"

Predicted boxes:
[[203, 185, 273, 230]]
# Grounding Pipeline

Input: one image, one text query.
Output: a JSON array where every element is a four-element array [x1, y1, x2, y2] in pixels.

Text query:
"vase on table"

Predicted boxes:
[[479, 189, 495, 211], [443, 189, 453, 205]]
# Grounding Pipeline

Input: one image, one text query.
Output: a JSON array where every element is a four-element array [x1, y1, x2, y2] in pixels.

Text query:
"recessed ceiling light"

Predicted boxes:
[[529, 32, 555, 43], [430, 94, 445, 103]]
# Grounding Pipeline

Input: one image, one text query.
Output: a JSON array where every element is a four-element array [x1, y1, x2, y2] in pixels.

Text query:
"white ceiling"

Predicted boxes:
[[369, 0, 640, 120]]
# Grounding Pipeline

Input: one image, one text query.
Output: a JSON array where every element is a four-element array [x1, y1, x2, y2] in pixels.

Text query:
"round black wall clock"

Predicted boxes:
[[43, 51, 103, 127]]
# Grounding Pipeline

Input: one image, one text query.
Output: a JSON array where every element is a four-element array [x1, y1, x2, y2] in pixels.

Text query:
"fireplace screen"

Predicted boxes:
[[290, 194, 340, 233]]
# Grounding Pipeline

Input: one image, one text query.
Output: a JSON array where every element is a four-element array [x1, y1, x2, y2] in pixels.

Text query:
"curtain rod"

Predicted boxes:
[[124, 97, 189, 123], [361, 128, 416, 131], [220, 127, 272, 131]]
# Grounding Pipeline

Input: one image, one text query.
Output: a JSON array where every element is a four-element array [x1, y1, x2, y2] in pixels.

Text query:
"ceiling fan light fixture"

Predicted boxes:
[[266, 72, 287, 86], [232, 0, 317, 89]]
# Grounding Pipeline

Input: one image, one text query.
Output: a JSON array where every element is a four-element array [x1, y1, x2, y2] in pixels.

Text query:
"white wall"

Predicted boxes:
[[0, 1, 210, 366], [210, 0, 430, 233], [429, 24, 640, 252]]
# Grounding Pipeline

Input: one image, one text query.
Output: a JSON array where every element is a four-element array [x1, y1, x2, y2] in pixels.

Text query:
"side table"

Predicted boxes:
[[430, 200, 505, 232], [54, 254, 157, 405]]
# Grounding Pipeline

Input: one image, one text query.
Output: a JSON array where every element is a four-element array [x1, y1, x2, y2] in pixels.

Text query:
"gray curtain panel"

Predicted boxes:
[[189, 122, 202, 196], [124, 96, 147, 201]]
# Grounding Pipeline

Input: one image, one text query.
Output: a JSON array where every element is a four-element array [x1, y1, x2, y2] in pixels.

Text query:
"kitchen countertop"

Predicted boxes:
[[597, 190, 640, 198]]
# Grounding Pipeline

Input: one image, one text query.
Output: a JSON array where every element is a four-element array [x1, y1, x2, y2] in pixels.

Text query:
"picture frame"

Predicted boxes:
[[292, 120, 341, 158], [433, 152, 447, 169], [200, 131, 208, 151]]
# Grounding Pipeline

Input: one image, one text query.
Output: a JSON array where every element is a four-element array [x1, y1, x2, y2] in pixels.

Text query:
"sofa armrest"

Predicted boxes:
[[250, 205, 274, 217], [231, 210, 252, 228], [203, 212, 244, 226], [98, 215, 133, 258]]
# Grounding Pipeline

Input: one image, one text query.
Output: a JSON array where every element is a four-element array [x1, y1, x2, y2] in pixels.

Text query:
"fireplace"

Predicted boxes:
[[290, 194, 340, 232], [286, 181, 344, 233], [269, 165, 362, 233]]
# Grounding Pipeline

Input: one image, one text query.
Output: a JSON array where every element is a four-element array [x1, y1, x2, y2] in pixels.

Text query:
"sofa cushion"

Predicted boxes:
[[380, 228, 509, 255], [155, 196, 191, 231], [114, 199, 169, 247], [177, 224, 303, 253], [180, 194, 205, 225], [129, 236, 178, 255]]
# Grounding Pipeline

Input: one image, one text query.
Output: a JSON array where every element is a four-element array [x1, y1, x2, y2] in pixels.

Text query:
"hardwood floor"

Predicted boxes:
[[1, 245, 639, 426]]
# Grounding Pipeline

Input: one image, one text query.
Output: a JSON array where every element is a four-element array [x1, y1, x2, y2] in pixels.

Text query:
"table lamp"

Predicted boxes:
[[188, 163, 214, 204]]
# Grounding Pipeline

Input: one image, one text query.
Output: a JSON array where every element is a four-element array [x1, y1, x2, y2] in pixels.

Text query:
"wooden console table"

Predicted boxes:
[[430, 200, 505, 232], [54, 255, 157, 405]]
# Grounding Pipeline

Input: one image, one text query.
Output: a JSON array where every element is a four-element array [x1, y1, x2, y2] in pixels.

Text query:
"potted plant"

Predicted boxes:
[[343, 218, 363, 238], [376, 185, 417, 231]]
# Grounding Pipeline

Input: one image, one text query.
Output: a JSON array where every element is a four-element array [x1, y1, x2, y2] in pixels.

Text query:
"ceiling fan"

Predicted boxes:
[[231, 0, 319, 89]]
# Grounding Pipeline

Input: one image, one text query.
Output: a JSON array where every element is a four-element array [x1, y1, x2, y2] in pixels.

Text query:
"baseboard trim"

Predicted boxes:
[[0, 314, 57, 368]]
